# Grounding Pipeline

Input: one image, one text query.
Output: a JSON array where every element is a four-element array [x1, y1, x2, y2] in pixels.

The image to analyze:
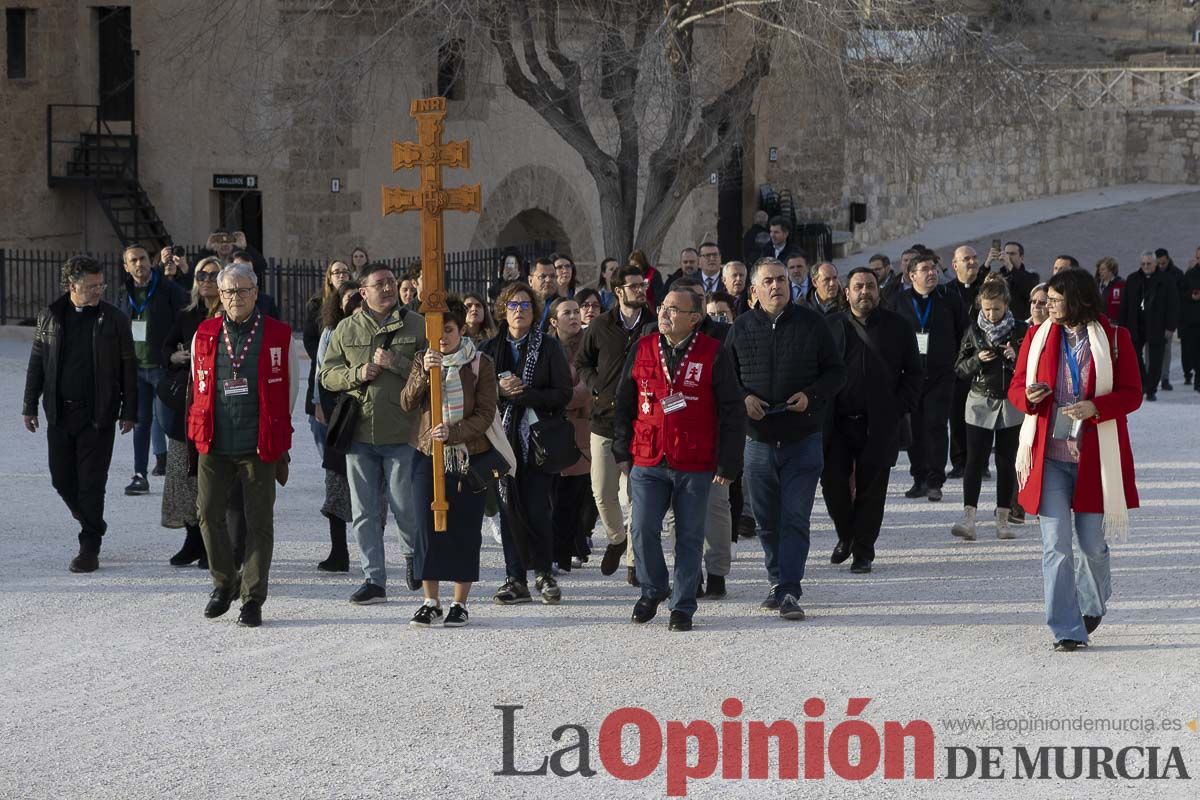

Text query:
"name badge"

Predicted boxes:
[[661, 392, 688, 414], [223, 378, 249, 397], [1052, 408, 1082, 441], [915, 332, 930, 355], [131, 320, 148, 343]]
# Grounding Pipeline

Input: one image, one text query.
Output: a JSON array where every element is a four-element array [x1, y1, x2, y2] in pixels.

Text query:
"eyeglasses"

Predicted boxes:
[[580, 301, 602, 310], [364, 280, 396, 291], [219, 287, 255, 298], [620, 282, 647, 291], [1030, 299, 1048, 308], [74, 282, 107, 293], [659, 306, 695, 318], [1045, 297, 1066, 307], [194, 271, 219, 283], [330, 269, 352, 278], [506, 300, 532, 311]]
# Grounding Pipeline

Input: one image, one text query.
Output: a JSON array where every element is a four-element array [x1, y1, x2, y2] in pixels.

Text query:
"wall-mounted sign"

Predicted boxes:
[[331, 178, 341, 193], [213, 174, 259, 190], [768, 147, 778, 163]]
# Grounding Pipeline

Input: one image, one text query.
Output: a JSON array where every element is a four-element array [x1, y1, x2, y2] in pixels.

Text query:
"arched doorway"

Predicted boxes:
[[496, 209, 571, 252]]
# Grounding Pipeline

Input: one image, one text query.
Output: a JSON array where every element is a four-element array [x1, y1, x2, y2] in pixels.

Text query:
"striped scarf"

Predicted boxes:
[[440, 338, 477, 475]]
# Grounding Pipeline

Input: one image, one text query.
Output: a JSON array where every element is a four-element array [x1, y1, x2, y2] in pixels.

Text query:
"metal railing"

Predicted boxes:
[[0, 241, 556, 330]]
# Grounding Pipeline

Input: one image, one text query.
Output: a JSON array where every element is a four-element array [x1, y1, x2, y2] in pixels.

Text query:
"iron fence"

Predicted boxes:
[[0, 240, 556, 331]]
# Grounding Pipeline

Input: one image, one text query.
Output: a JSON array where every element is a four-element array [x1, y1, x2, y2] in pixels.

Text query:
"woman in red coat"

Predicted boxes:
[[1008, 269, 1142, 652]]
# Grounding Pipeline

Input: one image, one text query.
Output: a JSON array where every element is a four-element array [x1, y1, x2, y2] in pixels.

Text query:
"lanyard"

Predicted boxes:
[[128, 270, 159, 317], [222, 312, 261, 379], [1061, 333, 1083, 401], [657, 334, 698, 391], [910, 293, 933, 330]]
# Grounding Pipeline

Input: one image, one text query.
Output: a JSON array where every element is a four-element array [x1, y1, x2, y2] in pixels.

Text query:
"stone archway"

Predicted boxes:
[[471, 164, 597, 266]]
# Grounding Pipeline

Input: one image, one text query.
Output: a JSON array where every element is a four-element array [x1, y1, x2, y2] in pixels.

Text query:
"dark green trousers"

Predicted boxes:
[[198, 452, 277, 604]]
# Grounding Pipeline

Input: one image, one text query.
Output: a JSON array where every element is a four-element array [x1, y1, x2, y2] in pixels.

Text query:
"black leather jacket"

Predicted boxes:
[[23, 296, 138, 426], [954, 319, 1029, 400]]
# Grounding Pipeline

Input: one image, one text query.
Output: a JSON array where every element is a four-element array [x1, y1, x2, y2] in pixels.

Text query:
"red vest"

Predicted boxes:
[[629, 332, 720, 472], [187, 314, 294, 463]]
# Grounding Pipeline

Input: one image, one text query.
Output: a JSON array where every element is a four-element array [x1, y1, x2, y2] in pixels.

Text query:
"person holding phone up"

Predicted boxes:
[[1008, 269, 1142, 653]]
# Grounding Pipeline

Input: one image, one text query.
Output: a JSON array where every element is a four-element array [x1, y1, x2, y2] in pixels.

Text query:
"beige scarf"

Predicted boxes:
[[1015, 321, 1128, 543]]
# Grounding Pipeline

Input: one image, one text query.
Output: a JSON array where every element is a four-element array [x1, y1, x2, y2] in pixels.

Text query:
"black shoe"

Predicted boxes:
[[927, 486, 943, 502], [1053, 639, 1085, 652], [737, 516, 757, 538], [124, 474, 149, 495], [197, 552, 209, 570], [237, 600, 262, 628], [349, 581, 387, 605], [169, 526, 205, 567], [444, 603, 469, 627], [535, 573, 562, 604], [631, 594, 667, 624], [1185, 373, 1193, 386], [779, 594, 806, 621], [204, 588, 235, 619], [151, 453, 167, 477], [668, 610, 693, 631], [627, 566, 640, 587], [982, 468, 993, 481], [947, 466, 965, 480], [600, 538, 628, 576], [409, 601, 444, 627], [760, 588, 781, 610], [493, 579, 532, 605], [704, 574, 726, 599], [1009, 504, 1026, 525], [696, 576, 706, 599], [849, 558, 872, 574], [405, 557, 421, 591], [1146, 392, 1157, 401], [1083, 615, 1102, 634], [69, 552, 99, 573], [830, 540, 851, 565], [317, 552, 349, 572], [904, 481, 927, 499], [1162, 380, 1173, 391]]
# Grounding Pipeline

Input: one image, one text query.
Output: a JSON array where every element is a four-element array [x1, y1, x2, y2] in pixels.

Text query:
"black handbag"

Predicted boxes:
[[529, 414, 581, 473], [323, 329, 399, 455], [464, 447, 512, 492], [156, 367, 189, 415]]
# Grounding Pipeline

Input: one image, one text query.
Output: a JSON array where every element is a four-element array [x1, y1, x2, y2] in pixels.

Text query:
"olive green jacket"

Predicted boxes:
[[319, 306, 427, 445]]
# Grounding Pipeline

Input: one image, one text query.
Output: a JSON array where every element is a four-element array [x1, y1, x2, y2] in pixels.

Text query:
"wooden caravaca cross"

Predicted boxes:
[[382, 97, 481, 531]]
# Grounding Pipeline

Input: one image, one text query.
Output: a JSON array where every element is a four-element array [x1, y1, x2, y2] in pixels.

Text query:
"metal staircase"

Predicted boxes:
[[47, 104, 170, 250]]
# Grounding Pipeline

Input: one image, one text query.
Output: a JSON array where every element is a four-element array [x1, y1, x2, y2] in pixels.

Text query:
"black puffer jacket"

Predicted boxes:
[[954, 318, 1029, 400], [726, 304, 846, 444], [23, 296, 138, 427]]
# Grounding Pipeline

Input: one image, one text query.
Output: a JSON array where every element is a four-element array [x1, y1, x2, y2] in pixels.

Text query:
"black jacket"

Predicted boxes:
[[827, 309, 924, 455], [160, 305, 213, 442], [994, 265, 1041, 322], [726, 304, 846, 444], [954, 318, 1030, 400], [878, 272, 906, 312], [575, 305, 653, 438], [1120, 269, 1180, 341], [612, 332, 746, 481], [481, 328, 573, 429], [23, 296, 137, 427], [943, 269, 990, 316], [302, 294, 323, 416], [1182, 266, 1200, 330], [894, 286, 969, 378], [123, 269, 188, 367]]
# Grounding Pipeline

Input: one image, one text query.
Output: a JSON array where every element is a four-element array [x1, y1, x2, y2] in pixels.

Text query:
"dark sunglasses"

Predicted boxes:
[[195, 271, 220, 282]]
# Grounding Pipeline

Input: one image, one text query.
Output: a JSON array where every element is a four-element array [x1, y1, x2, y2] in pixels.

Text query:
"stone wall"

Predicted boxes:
[[1125, 109, 1200, 184]]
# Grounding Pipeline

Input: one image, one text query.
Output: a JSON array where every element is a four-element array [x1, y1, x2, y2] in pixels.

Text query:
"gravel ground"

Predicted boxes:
[[3, 198, 1199, 798]]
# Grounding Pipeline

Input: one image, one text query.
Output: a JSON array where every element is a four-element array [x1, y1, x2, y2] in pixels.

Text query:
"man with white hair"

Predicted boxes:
[[190, 263, 298, 627]]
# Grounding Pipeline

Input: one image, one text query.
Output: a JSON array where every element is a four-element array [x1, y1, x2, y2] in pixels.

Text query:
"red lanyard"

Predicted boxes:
[[221, 313, 260, 379]]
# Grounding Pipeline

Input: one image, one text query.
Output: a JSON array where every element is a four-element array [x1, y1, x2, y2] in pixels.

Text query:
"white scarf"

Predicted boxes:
[[1015, 320, 1128, 543]]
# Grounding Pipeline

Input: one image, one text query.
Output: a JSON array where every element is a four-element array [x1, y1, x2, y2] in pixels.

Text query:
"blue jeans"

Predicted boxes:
[[1038, 459, 1111, 642], [346, 441, 418, 588], [744, 433, 823, 598], [308, 415, 326, 458], [133, 366, 169, 475], [630, 465, 713, 617]]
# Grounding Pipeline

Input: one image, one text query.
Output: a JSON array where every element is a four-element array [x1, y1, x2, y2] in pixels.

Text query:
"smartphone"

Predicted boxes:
[[1029, 382, 1051, 396], [497, 371, 513, 380], [764, 402, 790, 415], [991, 238, 1002, 252]]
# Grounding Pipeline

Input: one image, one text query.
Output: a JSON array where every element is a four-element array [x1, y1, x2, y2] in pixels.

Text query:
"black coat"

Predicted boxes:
[[954, 319, 1029, 400], [994, 265, 1041, 322], [826, 309, 924, 456], [480, 329, 573, 457], [726, 303, 847, 444], [575, 306, 653, 438], [894, 286, 969, 378], [302, 294, 323, 416], [1120, 269, 1180, 342], [23, 296, 137, 427], [160, 305, 213, 442], [943, 269, 990, 315], [1182, 266, 1200, 330], [122, 269, 188, 367]]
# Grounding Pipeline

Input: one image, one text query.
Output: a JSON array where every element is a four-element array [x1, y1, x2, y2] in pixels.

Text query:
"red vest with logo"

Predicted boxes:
[[629, 332, 720, 472], [187, 314, 293, 463]]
